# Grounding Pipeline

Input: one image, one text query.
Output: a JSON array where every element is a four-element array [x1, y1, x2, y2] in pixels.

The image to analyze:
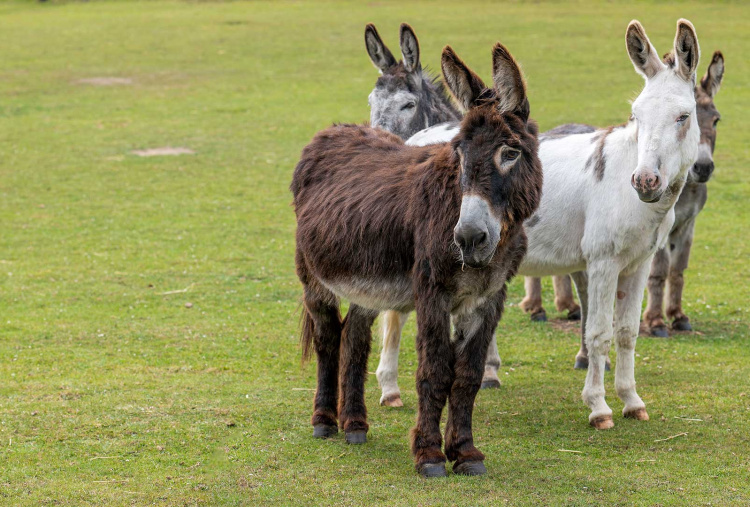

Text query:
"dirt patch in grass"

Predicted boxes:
[[131, 147, 195, 157], [76, 77, 133, 86], [549, 319, 694, 338]]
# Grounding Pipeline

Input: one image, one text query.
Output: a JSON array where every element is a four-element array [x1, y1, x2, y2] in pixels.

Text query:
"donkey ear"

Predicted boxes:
[[491, 42, 527, 115], [701, 50, 723, 97], [399, 23, 421, 73], [441, 45, 486, 112], [365, 23, 397, 72], [673, 19, 700, 82], [626, 20, 664, 79]]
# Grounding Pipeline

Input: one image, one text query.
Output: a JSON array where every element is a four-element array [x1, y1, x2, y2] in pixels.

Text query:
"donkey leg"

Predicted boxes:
[[520, 276, 546, 322], [580, 261, 618, 429], [445, 293, 503, 476], [338, 304, 377, 444], [480, 335, 502, 389], [570, 271, 610, 371], [614, 261, 651, 420], [553, 275, 581, 320], [643, 246, 670, 337], [302, 286, 342, 439], [376, 310, 408, 407], [411, 292, 453, 478], [666, 219, 696, 332]]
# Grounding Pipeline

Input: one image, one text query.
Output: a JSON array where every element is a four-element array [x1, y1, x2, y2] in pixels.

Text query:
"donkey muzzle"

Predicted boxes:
[[454, 195, 501, 268], [631, 169, 664, 203], [691, 160, 714, 183]]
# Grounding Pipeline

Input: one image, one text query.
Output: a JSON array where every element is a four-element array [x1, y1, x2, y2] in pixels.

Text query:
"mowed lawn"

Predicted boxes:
[[0, 0, 748, 505]]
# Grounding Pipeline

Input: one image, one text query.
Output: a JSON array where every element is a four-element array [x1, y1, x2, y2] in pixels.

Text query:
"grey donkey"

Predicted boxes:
[[365, 23, 461, 140]]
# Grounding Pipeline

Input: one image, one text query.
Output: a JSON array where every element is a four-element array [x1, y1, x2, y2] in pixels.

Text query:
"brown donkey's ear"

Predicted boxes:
[[399, 23, 421, 73], [365, 23, 397, 72], [491, 42, 527, 115], [441, 45, 486, 112], [626, 20, 664, 79], [701, 50, 723, 97], [673, 19, 700, 82]]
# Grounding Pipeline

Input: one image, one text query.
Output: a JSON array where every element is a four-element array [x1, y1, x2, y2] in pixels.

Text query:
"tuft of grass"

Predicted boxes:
[[0, 1, 748, 505]]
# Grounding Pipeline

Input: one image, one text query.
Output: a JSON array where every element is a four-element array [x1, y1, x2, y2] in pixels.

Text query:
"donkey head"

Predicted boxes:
[[626, 19, 700, 203], [442, 44, 542, 268], [366, 23, 430, 139], [691, 51, 724, 183]]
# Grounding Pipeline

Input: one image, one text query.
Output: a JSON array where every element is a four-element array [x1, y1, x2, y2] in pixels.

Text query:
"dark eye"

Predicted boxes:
[[401, 102, 416, 111], [713, 118, 720, 127], [676, 113, 690, 123], [502, 149, 521, 163]]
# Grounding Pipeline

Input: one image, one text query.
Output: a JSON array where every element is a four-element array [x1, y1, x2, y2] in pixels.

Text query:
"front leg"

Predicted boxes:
[[666, 218, 696, 331], [410, 289, 453, 478], [614, 261, 651, 420], [580, 261, 619, 429], [570, 271, 609, 372], [445, 290, 505, 476], [376, 311, 409, 407], [643, 247, 670, 337]]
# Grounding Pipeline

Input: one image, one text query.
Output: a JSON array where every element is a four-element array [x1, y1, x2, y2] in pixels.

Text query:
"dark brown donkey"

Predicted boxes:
[[291, 43, 542, 477]]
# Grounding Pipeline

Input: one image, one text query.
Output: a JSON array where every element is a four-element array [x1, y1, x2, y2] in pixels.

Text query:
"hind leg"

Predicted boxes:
[[643, 246, 670, 337], [553, 275, 581, 320], [338, 304, 378, 444], [302, 285, 342, 439], [570, 271, 610, 372], [376, 311, 408, 407], [481, 335, 502, 389], [520, 276, 546, 322]]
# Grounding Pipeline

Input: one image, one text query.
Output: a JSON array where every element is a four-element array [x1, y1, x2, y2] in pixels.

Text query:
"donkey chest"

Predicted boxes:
[[451, 265, 509, 315]]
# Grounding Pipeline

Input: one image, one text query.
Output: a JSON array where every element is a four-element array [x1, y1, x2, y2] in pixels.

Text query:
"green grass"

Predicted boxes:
[[0, 0, 748, 504]]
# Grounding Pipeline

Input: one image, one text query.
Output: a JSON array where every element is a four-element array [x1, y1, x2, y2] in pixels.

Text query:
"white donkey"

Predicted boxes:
[[379, 19, 701, 428]]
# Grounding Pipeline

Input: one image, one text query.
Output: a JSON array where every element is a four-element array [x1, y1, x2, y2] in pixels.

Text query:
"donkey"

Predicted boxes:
[[366, 23, 461, 140], [392, 19, 701, 429], [292, 42, 542, 477], [643, 51, 724, 336]]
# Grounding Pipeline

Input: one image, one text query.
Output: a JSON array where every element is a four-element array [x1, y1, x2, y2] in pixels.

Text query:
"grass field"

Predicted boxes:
[[0, 0, 748, 504]]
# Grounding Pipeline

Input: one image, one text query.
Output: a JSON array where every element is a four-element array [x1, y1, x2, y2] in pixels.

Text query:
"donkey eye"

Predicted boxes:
[[676, 113, 690, 123], [503, 150, 521, 163], [401, 102, 416, 111], [495, 147, 521, 173]]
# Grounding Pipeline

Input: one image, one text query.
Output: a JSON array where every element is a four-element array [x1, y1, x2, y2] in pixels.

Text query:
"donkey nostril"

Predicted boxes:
[[475, 232, 487, 246], [651, 174, 661, 189]]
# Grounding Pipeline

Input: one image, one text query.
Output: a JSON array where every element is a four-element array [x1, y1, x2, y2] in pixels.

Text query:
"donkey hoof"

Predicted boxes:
[[590, 414, 615, 430], [380, 394, 403, 408], [672, 318, 692, 332], [480, 379, 501, 389], [454, 460, 487, 476], [574, 356, 588, 370], [650, 325, 669, 338], [624, 408, 650, 421], [345, 430, 367, 445], [312, 424, 338, 439], [417, 462, 447, 478], [530, 310, 547, 322], [567, 308, 581, 321], [605, 359, 611, 372]]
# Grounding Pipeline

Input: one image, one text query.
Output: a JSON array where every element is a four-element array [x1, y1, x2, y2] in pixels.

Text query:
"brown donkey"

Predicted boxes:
[[292, 43, 542, 477]]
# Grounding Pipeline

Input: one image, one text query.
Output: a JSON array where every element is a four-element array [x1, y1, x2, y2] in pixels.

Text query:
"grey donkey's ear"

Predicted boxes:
[[626, 20, 664, 79], [491, 42, 527, 115], [399, 23, 420, 73], [673, 19, 700, 82], [365, 23, 397, 72], [441, 45, 486, 112], [701, 50, 723, 97]]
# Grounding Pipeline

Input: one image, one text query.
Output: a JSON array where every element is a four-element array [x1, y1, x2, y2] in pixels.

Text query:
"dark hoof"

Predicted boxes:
[[650, 325, 669, 338], [574, 356, 588, 370], [417, 462, 447, 478], [312, 424, 338, 439], [454, 460, 487, 476], [530, 310, 547, 322], [672, 318, 692, 332], [480, 379, 501, 390], [567, 308, 581, 321], [605, 360, 611, 372], [345, 430, 367, 445]]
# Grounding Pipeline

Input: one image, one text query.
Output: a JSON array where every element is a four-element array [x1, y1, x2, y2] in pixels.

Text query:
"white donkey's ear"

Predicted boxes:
[[365, 23, 397, 72], [399, 23, 421, 73], [441, 45, 486, 112], [491, 42, 526, 115], [673, 19, 700, 82], [626, 20, 664, 79], [701, 50, 723, 97]]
